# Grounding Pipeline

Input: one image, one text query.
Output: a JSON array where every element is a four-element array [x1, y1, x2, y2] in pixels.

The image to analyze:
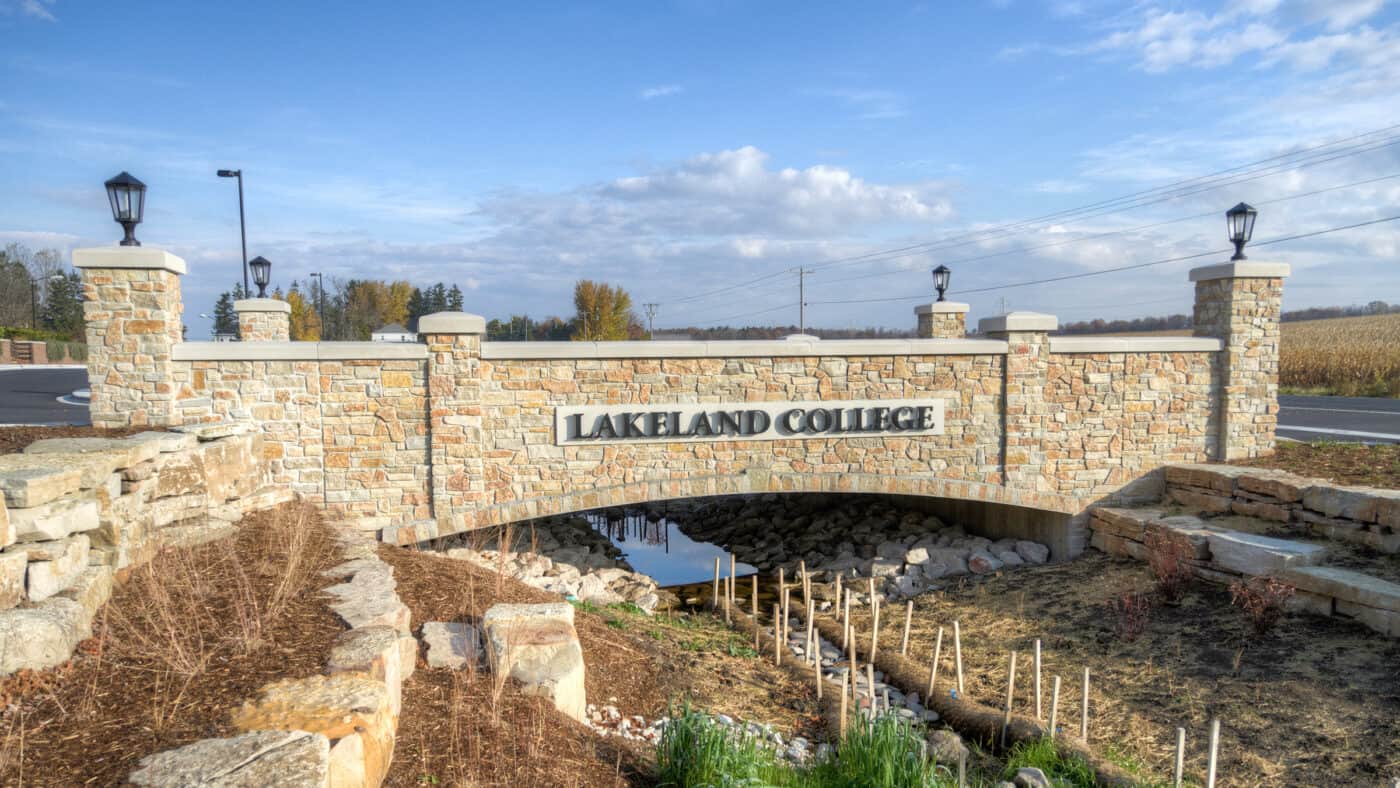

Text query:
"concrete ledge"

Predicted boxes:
[[73, 247, 187, 275], [1189, 261, 1291, 282], [1048, 336, 1223, 354], [233, 298, 291, 314], [417, 312, 486, 335], [915, 302, 970, 315], [172, 342, 427, 361], [977, 311, 1057, 334], [480, 337, 1009, 359]]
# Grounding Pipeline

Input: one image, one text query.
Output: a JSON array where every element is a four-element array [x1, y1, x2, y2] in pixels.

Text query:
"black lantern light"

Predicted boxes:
[[932, 265, 951, 302], [1227, 202, 1257, 261], [249, 256, 272, 297], [104, 171, 146, 246]]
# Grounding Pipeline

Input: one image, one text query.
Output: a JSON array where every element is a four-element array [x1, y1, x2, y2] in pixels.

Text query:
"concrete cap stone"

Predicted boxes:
[[977, 311, 1058, 334], [1188, 260, 1290, 282], [915, 302, 970, 315], [233, 298, 291, 314], [417, 311, 486, 335], [73, 247, 187, 275], [783, 333, 821, 341]]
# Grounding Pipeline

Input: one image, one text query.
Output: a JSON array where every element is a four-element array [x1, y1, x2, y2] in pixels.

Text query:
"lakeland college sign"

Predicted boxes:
[[556, 399, 946, 445]]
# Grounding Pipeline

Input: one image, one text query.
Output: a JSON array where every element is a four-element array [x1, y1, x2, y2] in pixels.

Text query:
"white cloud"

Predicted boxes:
[[639, 84, 683, 100], [813, 89, 907, 120], [5, 0, 56, 20], [1033, 179, 1088, 194]]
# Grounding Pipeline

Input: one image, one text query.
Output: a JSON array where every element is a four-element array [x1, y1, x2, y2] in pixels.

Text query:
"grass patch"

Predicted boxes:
[[656, 705, 797, 787], [1003, 739, 1094, 787]]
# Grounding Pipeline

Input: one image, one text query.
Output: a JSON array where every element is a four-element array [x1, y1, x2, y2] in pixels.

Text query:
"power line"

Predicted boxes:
[[683, 301, 800, 327], [805, 213, 1400, 308]]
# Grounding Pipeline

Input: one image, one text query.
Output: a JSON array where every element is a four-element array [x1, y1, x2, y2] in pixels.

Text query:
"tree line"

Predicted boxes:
[[0, 243, 84, 341], [211, 279, 467, 340], [1057, 300, 1400, 335]]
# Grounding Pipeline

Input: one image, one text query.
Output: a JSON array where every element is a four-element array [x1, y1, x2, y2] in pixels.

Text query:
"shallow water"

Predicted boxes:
[[584, 511, 757, 586]]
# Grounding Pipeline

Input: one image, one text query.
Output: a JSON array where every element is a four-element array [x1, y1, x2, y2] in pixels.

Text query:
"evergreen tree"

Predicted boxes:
[[429, 283, 448, 313], [406, 287, 426, 331], [39, 272, 83, 340], [447, 284, 464, 311], [212, 288, 238, 337]]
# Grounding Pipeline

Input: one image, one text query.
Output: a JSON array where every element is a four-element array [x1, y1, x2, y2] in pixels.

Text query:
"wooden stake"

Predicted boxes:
[[838, 672, 848, 739], [847, 626, 858, 714], [953, 620, 964, 697], [900, 600, 913, 656], [1080, 667, 1090, 742], [1033, 639, 1042, 720], [1001, 650, 1017, 747], [729, 553, 737, 605], [751, 575, 760, 650], [926, 626, 943, 698], [865, 663, 876, 719], [712, 558, 720, 608], [1173, 727, 1186, 788], [805, 597, 816, 664], [1206, 718, 1220, 788], [782, 587, 791, 647], [814, 645, 823, 700], [835, 574, 843, 618], [773, 603, 782, 666], [842, 592, 851, 641], [957, 751, 966, 788], [869, 594, 881, 661], [1049, 675, 1061, 739]]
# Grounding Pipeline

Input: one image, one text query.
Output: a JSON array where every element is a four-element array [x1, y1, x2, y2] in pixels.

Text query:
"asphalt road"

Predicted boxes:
[[0, 368, 1397, 442], [0, 366, 89, 426]]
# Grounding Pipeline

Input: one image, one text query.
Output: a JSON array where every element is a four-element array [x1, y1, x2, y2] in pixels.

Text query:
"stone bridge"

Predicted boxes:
[[74, 246, 1289, 558]]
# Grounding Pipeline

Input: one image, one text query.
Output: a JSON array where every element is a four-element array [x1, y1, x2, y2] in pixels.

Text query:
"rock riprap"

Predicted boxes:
[[482, 602, 588, 722]]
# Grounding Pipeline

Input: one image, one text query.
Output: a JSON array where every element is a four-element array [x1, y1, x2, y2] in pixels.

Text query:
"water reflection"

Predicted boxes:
[[584, 509, 757, 587]]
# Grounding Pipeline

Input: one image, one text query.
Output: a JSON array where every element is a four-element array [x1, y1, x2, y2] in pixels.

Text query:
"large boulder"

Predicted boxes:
[[1206, 532, 1326, 576], [0, 597, 88, 675], [129, 730, 330, 787], [482, 602, 587, 722], [327, 624, 409, 715]]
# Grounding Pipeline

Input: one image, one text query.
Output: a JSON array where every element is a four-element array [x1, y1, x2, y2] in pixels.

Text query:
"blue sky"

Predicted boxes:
[[2, 0, 1398, 337]]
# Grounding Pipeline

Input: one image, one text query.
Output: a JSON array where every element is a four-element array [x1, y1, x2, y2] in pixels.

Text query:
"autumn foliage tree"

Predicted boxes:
[[571, 280, 642, 341]]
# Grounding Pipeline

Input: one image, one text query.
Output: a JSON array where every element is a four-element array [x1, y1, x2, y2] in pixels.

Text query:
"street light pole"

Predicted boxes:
[[30, 280, 38, 329], [309, 271, 326, 339], [217, 169, 249, 294]]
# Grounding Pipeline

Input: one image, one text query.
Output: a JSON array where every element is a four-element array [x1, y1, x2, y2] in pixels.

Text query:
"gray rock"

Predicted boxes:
[[968, 551, 1004, 574], [0, 550, 25, 609], [927, 729, 968, 764], [422, 621, 482, 669], [904, 546, 930, 565], [996, 550, 1025, 567], [1206, 531, 1326, 576], [24, 534, 91, 601], [128, 730, 331, 787], [1013, 766, 1053, 788], [871, 558, 901, 577], [876, 541, 907, 560], [0, 597, 87, 675], [9, 494, 99, 542], [1015, 541, 1050, 565]]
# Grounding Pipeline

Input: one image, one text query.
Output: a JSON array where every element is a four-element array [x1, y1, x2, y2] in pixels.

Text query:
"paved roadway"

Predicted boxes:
[[0, 366, 89, 426], [0, 369, 1396, 442]]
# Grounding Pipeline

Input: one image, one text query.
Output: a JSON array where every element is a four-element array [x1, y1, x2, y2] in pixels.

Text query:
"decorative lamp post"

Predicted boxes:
[[932, 265, 951, 302], [1227, 203, 1257, 261], [309, 271, 326, 335], [249, 256, 272, 298], [104, 172, 146, 246], [217, 168, 250, 294]]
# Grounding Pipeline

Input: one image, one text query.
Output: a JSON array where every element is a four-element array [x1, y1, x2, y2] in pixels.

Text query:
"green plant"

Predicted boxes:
[[809, 713, 947, 787], [1003, 739, 1095, 787], [655, 704, 796, 787]]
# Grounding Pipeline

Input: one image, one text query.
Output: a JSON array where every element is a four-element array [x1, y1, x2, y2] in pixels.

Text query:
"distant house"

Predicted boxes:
[[371, 323, 417, 343]]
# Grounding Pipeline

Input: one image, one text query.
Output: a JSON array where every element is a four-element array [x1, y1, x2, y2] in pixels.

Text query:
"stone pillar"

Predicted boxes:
[[420, 311, 487, 543], [915, 302, 970, 338], [73, 247, 186, 428], [234, 298, 291, 341], [980, 312, 1057, 492], [1190, 261, 1290, 461]]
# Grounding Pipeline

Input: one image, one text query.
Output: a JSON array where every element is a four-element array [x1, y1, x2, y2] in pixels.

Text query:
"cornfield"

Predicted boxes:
[[1279, 313, 1400, 397]]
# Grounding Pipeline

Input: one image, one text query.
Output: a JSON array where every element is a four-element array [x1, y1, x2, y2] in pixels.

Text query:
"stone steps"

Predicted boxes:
[[1089, 504, 1400, 638]]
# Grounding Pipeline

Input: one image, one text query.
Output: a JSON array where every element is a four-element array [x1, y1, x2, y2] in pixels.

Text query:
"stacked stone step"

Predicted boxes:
[[1090, 501, 1400, 637], [1162, 463, 1400, 554], [0, 424, 287, 676]]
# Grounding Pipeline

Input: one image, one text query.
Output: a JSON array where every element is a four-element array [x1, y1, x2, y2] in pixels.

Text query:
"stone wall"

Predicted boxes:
[[0, 425, 287, 675], [234, 298, 292, 342]]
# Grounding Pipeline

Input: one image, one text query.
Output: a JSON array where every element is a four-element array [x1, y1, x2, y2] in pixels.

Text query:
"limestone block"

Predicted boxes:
[[200, 435, 263, 503], [399, 635, 419, 679], [327, 625, 406, 715], [1372, 490, 1400, 529], [1167, 487, 1233, 514], [0, 597, 86, 675], [1205, 531, 1325, 577], [0, 549, 26, 609], [1147, 515, 1214, 560], [0, 499, 11, 548], [1302, 485, 1381, 523], [149, 492, 209, 528], [1335, 600, 1400, 637], [0, 458, 82, 508], [328, 731, 366, 787], [1236, 469, 1309, 503], [482, 602, 587, 722], [230, 673, 395, 786], [329, 592, 411, 633], [25, 436, 161, 468], [24, 534, 91, 601], [1230, 498, 1292, 523], [1285, 589, 1334, 616], [1277, 566, 1400, 613], [422, 621, 481, 670], [1089, 507, 1160, 541], [57, 565, 113, 619], [9, 493, 99, 541], [151, 450, 208, 499], [174, 420, 253, 441], [128, 730, 331, 787], [1164, 464, 1248, 494], [128, 430, 198, 454]]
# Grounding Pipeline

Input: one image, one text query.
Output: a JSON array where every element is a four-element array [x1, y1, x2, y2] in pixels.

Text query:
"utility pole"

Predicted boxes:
[[644, 303, 658, 339], [796, 268, 813, 334], [998, 296, 1009, 315]]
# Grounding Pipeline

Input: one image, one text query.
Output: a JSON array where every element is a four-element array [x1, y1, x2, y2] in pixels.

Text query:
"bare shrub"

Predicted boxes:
[[1230, 577, 1295, 638], [1105, 590, 1153, 642], [1144, 528, 1195, 603]]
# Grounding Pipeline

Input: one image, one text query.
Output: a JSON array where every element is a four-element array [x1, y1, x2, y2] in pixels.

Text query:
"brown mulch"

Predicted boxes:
[[0, 502, 344, 786], [0, 425, 158, 456], [378, 545, 823, 787], [1237, 440, 1400, 489], [851, 553, 1400, 787]]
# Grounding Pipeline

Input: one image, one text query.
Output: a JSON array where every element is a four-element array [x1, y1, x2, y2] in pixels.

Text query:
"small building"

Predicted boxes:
[[371, 323, 417, 343]]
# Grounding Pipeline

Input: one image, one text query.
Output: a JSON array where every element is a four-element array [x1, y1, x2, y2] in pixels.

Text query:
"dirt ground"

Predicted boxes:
[[378, 545, 824, 787], [840, 553, 1400, 787], [1238, 441, 1400, 489], [0, 425, 156, 455], [0, 503, 342, 786]]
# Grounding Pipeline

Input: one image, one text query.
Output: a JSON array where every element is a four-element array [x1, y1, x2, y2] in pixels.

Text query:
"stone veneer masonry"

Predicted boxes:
[[235, 298, 292, 342], [76, 248, 1289, 555]]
